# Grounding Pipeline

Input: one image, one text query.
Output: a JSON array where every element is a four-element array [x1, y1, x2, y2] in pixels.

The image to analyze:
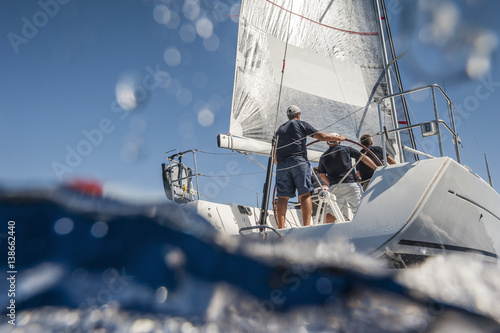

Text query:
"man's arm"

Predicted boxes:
[[313, 132, 346, 142], [320, 173, 330, 186], [387, 156, 397, 165], [361, 155, 378, 170], [356, 170, 362, 183]]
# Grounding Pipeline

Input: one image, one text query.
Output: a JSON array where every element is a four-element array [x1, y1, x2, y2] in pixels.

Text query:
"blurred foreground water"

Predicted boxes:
[[1, 186, 500, 332]]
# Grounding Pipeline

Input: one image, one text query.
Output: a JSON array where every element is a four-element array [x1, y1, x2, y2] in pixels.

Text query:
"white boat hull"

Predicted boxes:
[[187, 157, 500, 267]]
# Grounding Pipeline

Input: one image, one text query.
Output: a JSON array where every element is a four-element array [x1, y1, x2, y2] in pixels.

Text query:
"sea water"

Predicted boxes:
[[1, 186, 500, 333]]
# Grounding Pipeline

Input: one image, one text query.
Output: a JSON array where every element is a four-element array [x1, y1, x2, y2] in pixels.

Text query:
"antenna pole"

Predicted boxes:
[[485, 153, 493, 187]]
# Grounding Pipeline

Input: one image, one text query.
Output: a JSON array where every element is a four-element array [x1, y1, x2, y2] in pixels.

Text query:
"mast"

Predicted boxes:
[[374, 0, 403, 162], [379, 0, 418, 162], [258, 137, 276, 226]]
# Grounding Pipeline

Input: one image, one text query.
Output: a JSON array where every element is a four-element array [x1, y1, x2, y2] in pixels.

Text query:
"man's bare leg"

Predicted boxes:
[[325, 213, 336, 224], [299, 192, 312, 226], [276, 196, 289, 229]]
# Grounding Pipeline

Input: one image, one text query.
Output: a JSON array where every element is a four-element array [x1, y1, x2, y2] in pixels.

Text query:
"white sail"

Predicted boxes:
[[222, 0, 395, 155]]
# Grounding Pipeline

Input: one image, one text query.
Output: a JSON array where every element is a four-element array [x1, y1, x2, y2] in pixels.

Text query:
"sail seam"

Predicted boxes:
[[265, 0, 379, 36]]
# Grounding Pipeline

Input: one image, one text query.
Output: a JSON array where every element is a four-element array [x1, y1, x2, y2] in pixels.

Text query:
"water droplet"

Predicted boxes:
[[229, 4, 240, 23], [180, 23, 197, 43], [212, 2, 230, 22], [130, 319, 157, 333], [129, 116, 147, 134], [203, 34, 219, 52], [121, 135, 147, 163], [155, 286, 168, 303], [183, 0, 201, 21], [178, 120, 195, 139], [153, 5, 171, 25], [90, 221, 108, 238], [177, 88, 193, 105], [54, 217, 74, 235], [192, 72, 208, 89], [164, 47, 181, 67], [166, 11, 181, 30], [316, 277, 332, 295], [166, 79, 182, 96], [116, 76, 138, 111], [198, 108, 215, 127], [196, 17, 213, 39], [164, 248, 186, 269], [466, 54, 490, 79]]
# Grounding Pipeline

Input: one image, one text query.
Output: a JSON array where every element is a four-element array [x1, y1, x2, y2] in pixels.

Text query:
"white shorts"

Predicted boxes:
[[329, 182, 362, 218]]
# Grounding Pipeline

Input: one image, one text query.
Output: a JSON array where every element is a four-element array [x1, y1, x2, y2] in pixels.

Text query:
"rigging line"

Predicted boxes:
[[332, 152, 365, 184], [271, 0, 294, 133], [197, 149, 266, 169], [398, 104, 432, 158], [387, 67, 407, 120], [319, 0, 335, 23], [276, 102, 375, 151], [459, 145, 487, 175], [275, 143, 369, 172], [416, 138, 432, 159], [197, 150, 237, 155], [317, 2, 353, 132], [265, 0, 378, 36], [275, 160, 310, 172], [386, 68, 419, 143], [197, 193, 233, 206], [240, 152, 267, 170], [442, 82, 486, 170], [348, 0, 354, 60], [199, 171, 266, 178], [307, 138, 383, 165], [386, 66, 433, 156], [310, 191, 352, 215], [224, 180, 260, 194], [310, 164, 325, 190], [452, 104, 486, 153], [380, 0, 416, 157], [317, 102, 376, 133]]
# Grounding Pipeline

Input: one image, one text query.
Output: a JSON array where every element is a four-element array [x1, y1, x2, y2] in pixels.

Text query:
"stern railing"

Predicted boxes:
[[378, 84, 461, 165]]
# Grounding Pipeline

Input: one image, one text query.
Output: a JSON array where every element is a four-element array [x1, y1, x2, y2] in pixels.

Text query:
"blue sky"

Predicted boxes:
[[1, 0, 499, 206]]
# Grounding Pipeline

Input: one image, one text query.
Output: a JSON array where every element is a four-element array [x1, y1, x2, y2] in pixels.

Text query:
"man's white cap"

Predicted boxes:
[[286, 105, 301, 116], [327, 133, 341, 145]]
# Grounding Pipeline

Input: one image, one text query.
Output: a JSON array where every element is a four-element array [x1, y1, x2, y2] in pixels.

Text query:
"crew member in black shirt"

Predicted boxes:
[[318, 134, 377, 222], [275, 105, 345, 229], [356, 134, 397, 191]]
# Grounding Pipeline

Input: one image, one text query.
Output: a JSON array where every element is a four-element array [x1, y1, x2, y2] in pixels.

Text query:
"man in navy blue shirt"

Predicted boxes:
[[275, 105, 346, 229], [356, 134, 397, 191], [318, 135, 377, 222]]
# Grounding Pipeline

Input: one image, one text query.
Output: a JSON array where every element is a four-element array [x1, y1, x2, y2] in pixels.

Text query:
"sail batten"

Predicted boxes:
[[224, 0, 395, 155]]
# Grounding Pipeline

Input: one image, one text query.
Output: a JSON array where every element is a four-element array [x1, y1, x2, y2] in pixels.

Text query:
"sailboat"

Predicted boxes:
[[162, 0, 500, 268]]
